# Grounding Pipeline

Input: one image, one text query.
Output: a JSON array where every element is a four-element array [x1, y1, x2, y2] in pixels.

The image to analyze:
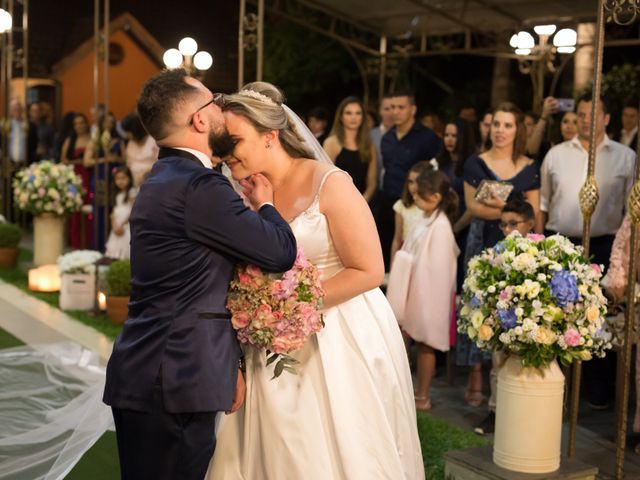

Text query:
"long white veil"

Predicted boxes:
[[0, 342, 113, 480], [282, 104, 332, 165]]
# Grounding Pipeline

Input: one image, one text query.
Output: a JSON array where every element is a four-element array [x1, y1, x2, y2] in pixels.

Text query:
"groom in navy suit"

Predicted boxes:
[[103, 69, 297, 480]]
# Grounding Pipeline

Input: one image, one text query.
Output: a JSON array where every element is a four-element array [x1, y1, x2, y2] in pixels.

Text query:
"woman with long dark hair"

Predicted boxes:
[[323, 97, 378, 202]]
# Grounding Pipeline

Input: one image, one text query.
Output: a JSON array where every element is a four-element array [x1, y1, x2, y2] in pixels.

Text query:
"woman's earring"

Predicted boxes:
[[265, 143, 271, 149]]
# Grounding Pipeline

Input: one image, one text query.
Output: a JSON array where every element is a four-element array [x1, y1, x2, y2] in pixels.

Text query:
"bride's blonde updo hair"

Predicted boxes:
[[222, 82, 316, 160]]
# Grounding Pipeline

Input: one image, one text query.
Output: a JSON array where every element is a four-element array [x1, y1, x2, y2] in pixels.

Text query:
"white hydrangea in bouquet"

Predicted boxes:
[[58, 250, 103, 275], [13, 160, 84, 216], [459, 232, 611, 368]]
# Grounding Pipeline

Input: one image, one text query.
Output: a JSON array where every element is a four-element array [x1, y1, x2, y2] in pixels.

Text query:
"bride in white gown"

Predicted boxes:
[[207, 83, 424, 480]]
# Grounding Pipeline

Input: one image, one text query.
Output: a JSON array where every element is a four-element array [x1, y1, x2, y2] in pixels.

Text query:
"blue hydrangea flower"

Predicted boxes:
[[498, 308, 518, 329], [494, 241, 506, 253], [470, 297, 481, 308], [550, 270, 580, 307]]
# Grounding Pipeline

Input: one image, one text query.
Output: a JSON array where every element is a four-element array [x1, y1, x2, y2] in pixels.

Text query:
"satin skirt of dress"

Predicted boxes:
[[207, 288, 425, 480]]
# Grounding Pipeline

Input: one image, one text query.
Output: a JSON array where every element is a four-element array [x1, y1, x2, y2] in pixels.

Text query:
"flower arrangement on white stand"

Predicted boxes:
[[58, 250, 102, 311], [458, 232, 611, 474], [13, 161, 84, 266]]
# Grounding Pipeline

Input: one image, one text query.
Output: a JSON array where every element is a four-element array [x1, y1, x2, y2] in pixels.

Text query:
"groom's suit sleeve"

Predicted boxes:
[[184, 171, 297, 272]]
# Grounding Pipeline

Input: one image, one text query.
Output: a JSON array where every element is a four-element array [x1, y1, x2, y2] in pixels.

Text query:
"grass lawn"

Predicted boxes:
[[0, 249, 121, 340], [0, 250, 487, 479]]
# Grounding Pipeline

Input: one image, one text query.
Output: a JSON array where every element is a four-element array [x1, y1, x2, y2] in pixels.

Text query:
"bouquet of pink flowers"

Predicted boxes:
[[226, 247, 325, 377]]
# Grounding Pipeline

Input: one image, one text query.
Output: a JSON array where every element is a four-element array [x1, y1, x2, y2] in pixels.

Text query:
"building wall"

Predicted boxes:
[[56, 30, 160, 121]]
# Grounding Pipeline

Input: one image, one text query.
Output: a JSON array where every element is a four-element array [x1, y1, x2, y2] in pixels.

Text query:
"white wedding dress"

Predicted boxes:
[[207, 169, 424, 480]]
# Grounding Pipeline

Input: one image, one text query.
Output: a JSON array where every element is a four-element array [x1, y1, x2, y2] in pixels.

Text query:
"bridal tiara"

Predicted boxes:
[[237, 89, 278, 106]]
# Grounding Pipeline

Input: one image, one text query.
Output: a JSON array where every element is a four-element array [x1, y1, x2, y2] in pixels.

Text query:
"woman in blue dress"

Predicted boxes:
[[456, 102, 541, 406]]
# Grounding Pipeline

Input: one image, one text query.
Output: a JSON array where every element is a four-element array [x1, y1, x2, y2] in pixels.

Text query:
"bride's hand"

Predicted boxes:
[[241, 173, 274, 210], [226, 369, 246, 415]]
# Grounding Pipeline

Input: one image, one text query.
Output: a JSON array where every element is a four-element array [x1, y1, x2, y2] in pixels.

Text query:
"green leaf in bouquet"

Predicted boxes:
[[266, 352, 279, 366], [273, 359, 285, 378]]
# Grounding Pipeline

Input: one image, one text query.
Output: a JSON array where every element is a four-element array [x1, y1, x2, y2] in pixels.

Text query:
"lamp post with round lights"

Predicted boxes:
[[163, 37, 213, 79], [509, 25, 578, 113]]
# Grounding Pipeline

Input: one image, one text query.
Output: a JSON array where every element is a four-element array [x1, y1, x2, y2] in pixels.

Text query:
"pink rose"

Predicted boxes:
[[591, 264, 601, 274], [232, 312, 250, 329], [238, 273, 251, 285], [527, 233, 545, 242], [564, 328, 581, 347], [499, 289, 510, 301]]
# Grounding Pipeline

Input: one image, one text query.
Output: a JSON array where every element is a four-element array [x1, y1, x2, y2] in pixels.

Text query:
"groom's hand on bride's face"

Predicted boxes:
[[242, 174, 274, 209], [227, 369, 246, 415]]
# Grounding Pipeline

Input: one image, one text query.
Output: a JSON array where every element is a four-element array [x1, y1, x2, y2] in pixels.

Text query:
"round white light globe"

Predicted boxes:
[[534, 24, 556, 36], [178, 37, 198, 56], [517, 31, 535, 50], [509, 33, 519, 49], [0, 9, 12, 33], [515, 48, 532, 56], [193, 51, 213, 71], [553, 28, 578, 48], [163, 48, 183, 69]]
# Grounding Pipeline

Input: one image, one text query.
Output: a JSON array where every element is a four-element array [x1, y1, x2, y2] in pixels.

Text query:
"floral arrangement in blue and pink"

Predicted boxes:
[[226, 247, 325, 377], [13, 161, 84, 216], [459, 232, 611, 368]]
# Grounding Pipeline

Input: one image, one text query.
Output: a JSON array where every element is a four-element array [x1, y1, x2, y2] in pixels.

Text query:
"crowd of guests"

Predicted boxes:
[[308, 91, 638, 439], [3, 89, 639, 442], [2, 99, 158, 260]]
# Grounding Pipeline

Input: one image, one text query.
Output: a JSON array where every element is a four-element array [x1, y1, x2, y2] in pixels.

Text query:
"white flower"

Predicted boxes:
[[471, 310, 485, 329], [515, 307, 524, 317], [488, 285, 496, 293]]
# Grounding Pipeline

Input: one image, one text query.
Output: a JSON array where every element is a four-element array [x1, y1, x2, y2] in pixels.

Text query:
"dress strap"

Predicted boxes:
[[314, 168, 348, 202]]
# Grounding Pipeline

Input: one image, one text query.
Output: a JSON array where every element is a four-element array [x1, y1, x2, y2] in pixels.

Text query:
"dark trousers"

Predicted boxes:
[[112, 384, 218, 480], [547, 231, 616, 405], [378, 193, 398, 272]]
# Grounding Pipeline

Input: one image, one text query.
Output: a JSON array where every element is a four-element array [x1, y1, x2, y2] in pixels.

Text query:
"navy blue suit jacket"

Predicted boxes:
[[103, 148, 297, 413]]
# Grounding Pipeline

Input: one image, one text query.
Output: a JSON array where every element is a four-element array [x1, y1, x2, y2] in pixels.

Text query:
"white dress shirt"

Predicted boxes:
[[175, 147, 213, 169], [541, 135, 636, 237]]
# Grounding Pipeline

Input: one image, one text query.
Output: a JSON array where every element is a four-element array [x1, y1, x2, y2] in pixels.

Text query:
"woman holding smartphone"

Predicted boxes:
[[456, 102, 541, 407]]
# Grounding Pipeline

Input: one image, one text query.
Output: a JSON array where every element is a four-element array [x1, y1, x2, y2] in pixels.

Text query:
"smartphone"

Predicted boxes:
[[557, 98, 575, 112]]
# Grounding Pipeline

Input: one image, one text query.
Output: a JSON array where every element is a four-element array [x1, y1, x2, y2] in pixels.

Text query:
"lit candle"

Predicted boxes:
[[28, 265, 61, 292], [98, 292, 107, 311], [28, 268, 40, 290]]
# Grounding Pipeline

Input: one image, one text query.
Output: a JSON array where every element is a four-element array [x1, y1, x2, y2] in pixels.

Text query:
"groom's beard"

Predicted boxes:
[[209, 126, 237, 158]]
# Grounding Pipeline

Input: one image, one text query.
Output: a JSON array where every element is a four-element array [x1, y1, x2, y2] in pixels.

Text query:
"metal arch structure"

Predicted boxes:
[[0, 0, 28, 221], [237, 0, 640, 108]]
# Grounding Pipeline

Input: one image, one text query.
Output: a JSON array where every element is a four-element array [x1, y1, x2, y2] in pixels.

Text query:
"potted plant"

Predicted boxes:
[[0, 222, 22, 269], [105, 260, 131, 325], [458, 232, 610, 474], [13, 160, 84, 266], [57, 250, 102, 310]]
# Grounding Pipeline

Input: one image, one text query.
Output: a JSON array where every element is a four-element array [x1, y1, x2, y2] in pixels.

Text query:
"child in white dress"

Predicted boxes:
[[388, 169, 460, 411], [390, 160, 432, 263], [105, 166, 135, 260]]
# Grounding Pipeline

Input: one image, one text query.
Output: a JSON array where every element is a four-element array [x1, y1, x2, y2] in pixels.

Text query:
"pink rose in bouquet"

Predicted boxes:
[[226, 247, 325, 377]]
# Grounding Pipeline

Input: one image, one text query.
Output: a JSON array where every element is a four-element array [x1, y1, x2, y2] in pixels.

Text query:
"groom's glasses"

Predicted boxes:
[[187, 94, 225, 126]]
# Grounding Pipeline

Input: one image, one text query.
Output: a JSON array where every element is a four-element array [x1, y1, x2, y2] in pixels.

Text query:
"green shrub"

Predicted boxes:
[[0, 223, 22, 248], [106, 260, 131, 297]]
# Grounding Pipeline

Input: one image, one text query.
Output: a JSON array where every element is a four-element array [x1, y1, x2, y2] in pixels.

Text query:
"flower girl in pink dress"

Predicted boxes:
[[387, 169, 460, 411]]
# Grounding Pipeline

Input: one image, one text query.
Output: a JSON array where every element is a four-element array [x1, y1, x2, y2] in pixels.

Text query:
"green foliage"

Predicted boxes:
[[0, 223, 22, 248], [263, 20, 360, 106], [603, 63, 640, 107], [106, 260, 131, 297], [417, 412, 488, 479]]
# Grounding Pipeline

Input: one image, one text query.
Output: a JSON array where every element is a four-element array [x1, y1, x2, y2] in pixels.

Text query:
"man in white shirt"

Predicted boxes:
[[541, 93, 636, 409], [615, 103, 638, 152]]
